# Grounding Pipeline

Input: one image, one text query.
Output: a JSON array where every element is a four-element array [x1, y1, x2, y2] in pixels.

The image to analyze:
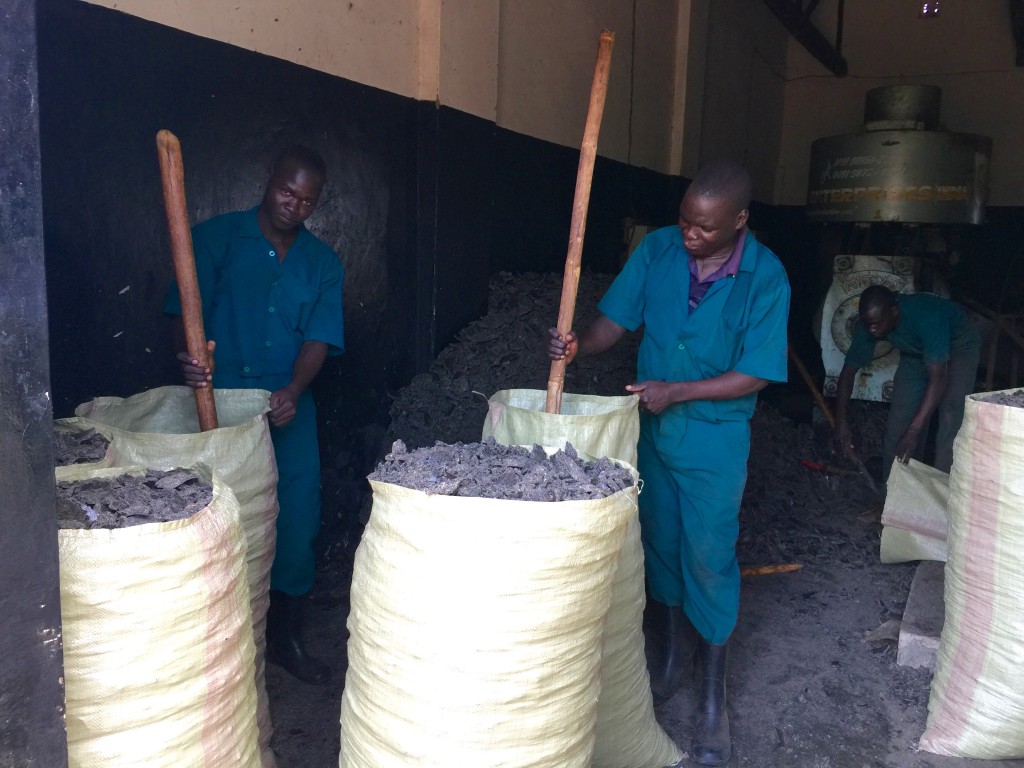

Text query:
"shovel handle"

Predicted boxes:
[[788, 344, 881, 495], [787, 344, 835, 430], [740, 563, 802, 578], [545, 31, 615, 414], [157, 130, 218, 431]]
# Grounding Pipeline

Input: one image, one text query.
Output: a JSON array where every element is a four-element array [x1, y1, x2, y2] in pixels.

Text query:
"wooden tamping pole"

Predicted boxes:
[[156, 129, 218, 431], [545, 30, 615, 414]]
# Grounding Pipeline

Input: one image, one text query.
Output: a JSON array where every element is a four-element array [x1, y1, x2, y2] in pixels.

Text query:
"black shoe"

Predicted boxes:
[[266, 590, 332, 685], [691, 638, 731, 765], [650, 602, 697, 705]]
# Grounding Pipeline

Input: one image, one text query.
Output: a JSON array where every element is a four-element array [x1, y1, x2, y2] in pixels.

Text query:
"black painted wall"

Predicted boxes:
[[492, 128, 685, 274], [36, 0, 420, 420], [0, 1, 67, 765]]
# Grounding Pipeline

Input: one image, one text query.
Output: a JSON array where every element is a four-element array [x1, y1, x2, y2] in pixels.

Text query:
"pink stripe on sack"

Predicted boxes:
[[938, 401, 1004, 746]]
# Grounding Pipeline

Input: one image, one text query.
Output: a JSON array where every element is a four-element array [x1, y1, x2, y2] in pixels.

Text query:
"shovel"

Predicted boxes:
[[156, 130, 218, 431], [788, 345, 880, 496]]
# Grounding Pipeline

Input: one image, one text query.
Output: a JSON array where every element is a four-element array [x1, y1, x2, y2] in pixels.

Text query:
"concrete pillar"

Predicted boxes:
[[0, 1, 67, 765]]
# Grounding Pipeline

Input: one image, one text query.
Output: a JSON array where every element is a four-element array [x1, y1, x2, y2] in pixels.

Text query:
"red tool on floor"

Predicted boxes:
[[800, 459, 856, 476], [788, 345, 881, 496]]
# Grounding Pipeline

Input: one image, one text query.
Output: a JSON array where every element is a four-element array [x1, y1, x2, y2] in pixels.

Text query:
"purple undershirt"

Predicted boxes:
[[688, 228, 746, 310]]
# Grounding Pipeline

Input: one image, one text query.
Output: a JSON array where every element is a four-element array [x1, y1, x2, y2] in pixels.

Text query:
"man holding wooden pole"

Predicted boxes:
[[549, 160, 790, 765], [167, 144, 345, 685]]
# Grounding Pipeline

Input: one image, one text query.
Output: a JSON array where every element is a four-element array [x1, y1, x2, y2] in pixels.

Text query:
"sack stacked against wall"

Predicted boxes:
[[72, 386, 279, 767], [481, 389, 682, 768], [920, 390, 1024, 759], [57, 464, 259, 768], [340, 441, 637, 768]]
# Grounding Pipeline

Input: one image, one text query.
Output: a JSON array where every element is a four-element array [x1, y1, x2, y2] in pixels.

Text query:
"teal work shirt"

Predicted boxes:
[[164, 207, 345, 389], [845, 292, 979, 369], [599, 225, 790, 423]]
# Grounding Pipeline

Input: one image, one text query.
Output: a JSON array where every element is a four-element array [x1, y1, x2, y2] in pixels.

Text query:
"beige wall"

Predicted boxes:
[[495, 0, 690, 175], [698, 0, 788, 203], [86, 0, 425, 97], [673, 0, 709, 180], [438, 1, 499, 119], [84, 0, 498, 117], [81, 0, 1024, 205], [86, 0, 700, 177], [779, 0, 1024, 205], [493, 0, 790, 195]]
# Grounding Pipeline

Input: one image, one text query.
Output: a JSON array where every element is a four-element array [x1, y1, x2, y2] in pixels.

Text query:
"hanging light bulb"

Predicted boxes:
[[919, 1, 941, 18]]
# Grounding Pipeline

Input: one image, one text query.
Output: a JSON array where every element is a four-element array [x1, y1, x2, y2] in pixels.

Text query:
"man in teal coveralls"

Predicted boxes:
[[167, 145, 344, 685], [834, 285, 980, 483], [549, 160, 790, 765]]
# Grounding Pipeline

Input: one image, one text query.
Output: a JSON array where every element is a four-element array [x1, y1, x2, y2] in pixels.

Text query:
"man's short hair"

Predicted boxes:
[[688, 160, 752, 213], [860, 285, 897, 312], [272, 144, 327, 180]]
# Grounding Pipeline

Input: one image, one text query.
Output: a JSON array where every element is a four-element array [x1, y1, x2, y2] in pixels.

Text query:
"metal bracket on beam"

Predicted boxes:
[[762, 0, 848, 77]]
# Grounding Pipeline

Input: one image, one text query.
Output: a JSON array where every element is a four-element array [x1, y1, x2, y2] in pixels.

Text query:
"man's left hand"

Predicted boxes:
[[269, 386, 300, 428], [894, 425, 923, 464], [626, 381, 677, 415]]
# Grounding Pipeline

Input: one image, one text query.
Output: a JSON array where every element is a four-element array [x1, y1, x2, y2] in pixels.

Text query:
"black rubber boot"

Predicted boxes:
[[692, 638, 731, 765], [266, 589, 331, 685], [650, 602, 697, 706]]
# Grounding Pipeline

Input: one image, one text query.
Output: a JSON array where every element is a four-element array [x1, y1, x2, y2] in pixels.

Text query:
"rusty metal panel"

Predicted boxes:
[[863, 84, 941, 131], [807, 130, 991, 224], [0, 0, 67, 766]]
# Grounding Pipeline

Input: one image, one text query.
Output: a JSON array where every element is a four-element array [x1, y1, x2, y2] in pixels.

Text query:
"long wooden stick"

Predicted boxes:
[[156, 130, 218, 431], [788, 343, 880, 495], [545, 31, 615, 414], [787, 344, 836, 429], [740, 563, 802, 578]]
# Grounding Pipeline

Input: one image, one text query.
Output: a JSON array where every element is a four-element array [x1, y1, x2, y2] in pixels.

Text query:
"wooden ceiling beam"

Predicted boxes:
[[762, 0, 848, 76]]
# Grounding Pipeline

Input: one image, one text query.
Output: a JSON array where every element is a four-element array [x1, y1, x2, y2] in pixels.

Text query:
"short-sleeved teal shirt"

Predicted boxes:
[[844, 292, 979, 369], [598, 225, 790, 423], [164, 207, 345, 389]]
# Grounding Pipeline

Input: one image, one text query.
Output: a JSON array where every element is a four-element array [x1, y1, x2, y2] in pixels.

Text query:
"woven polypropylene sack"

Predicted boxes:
[[483, 389, 640, 466], [879, 459, 949, 564], [74, 386, 278, 767], [57, 465, 259, 768], [339, 472, 636, 768], [593, 516, 684, 768], [920, 391, 1024, 758], [480, 391, 681, 767]]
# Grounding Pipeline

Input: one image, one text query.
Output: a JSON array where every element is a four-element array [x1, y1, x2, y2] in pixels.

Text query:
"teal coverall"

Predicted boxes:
[[845, 292, 979, 480], [599, 226, 790, 644], [166, 207, 345, 596]]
